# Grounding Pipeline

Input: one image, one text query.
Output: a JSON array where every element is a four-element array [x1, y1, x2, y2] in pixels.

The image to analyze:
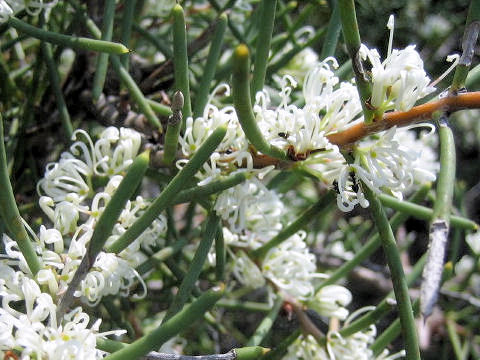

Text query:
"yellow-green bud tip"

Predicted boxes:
[[235, 44, 249, 59], [173, 4, 184, 14], [219, 12, 228, 21]]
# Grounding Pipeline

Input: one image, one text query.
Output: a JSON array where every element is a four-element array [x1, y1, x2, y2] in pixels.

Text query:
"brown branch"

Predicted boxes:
[[287, 298, 326, 344], [249, 91, 480, 167], [327, 91, 480, 146]]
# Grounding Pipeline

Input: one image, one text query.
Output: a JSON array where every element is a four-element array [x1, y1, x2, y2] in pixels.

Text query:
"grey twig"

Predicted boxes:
[[142, 350, 237, 360], [421, 220, 449, 319], [459, 21, 480, 66]]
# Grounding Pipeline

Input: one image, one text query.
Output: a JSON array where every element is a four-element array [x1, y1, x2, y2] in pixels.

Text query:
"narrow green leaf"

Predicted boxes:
[[103, 286, 224, 360], [107, 125, 227, 254], [8, 16, 129, 54]]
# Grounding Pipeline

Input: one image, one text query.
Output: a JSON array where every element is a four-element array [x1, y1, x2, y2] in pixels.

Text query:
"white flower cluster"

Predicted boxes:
[[270, 16, 441, 212], [0, 260, 124, 359], [35, 127, 165, 305], [283, 307, 406, 360], [178, 85, 254, 185], [179, 16, 441, 214], [0, 0, 58, 22]]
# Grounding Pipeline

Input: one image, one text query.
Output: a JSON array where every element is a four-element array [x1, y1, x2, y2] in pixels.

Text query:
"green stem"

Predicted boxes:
[[163, 213, 220, 321], [73, 9, 162, 131], [421, 120, 456, 318], [250, 0, 277, 101], [8, 16, 128, 54], [132, 22, 173, 59], [246, 295, 283, 346], [56, 150, 150, 319], [363, 186, 420, 360], [378, 193, 477, 230], [319, 0, 341, 59], [317, 184, 430, 290], [120, 0, 137, 69], [110, 55, 162, 130], [340, 301, 396, 338], [236, 347, 271, 359], [163, 90, 184, 165], [103, 286, 224, 360], [193, 13, 227, 118], [216, 299, 271, 312], [0, 115, 41, 275], [106, 126, 227, 254], [232, 44, 288, 161], [172, 4, 192, 121], [146, 99, 173, 117], [267, 29, 325, 77], [215, 222, 225, 281], [252, 191, 336, 259], [137, 238, 188, 275], [208, 0, 246, 43], [173, 172, 249, 205], [371, 300, 419, 356], [339, 253, 426, 338], [97, 338, 126, 353], [41, 41, 73, 139], [261, 329, 301, 360], [337, 0, 373, 122], [446, 315, 464, 360], [92, 0, 116, 101]]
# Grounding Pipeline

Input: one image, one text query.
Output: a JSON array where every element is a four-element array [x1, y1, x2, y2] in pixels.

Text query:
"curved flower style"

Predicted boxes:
[[38, 127, 142, 203], [4, 224, 147, 307], [0, 0, 58, 21], [330, 125, 438, 212], [262, 231, 326, 300], [214, 177, 284, 246], [230, 250, 266, 289], [0, 262, 124, 359], [283, 311, 406, 360], [308, 285, 353, 320], [34, 127, 165, 305], [255, 58, 362, 159], [177, 85, 253, 184], [359, 16, 435, 114]]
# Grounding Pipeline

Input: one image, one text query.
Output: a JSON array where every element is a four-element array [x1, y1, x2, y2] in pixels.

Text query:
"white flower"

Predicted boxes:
[[466, 231, 480, 255], [214, 178, 284, 248], [77, 252, 146, 306], [283, 334, 329, 360], [334, 125, 439, 212], [283, 319, 405, 360], [255, 59, 362, 159], [278, 47, 319, 84], [359, 16, 435, 113], [0, 1, 13, 22], [177, 85, 252, 183], [309, 285, 352, 320], [335, 165, 370, 212], [37, 154, 92, 202], [94, 127, 142, 176], [6, 0, 58, 16], [3, 223, 147, 306], [262, 231, 325, 300], [38, 127, 142, 203], [0, 263, 124, 359], [0, 0, 58, 22], [230, 250, 265, 288]]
